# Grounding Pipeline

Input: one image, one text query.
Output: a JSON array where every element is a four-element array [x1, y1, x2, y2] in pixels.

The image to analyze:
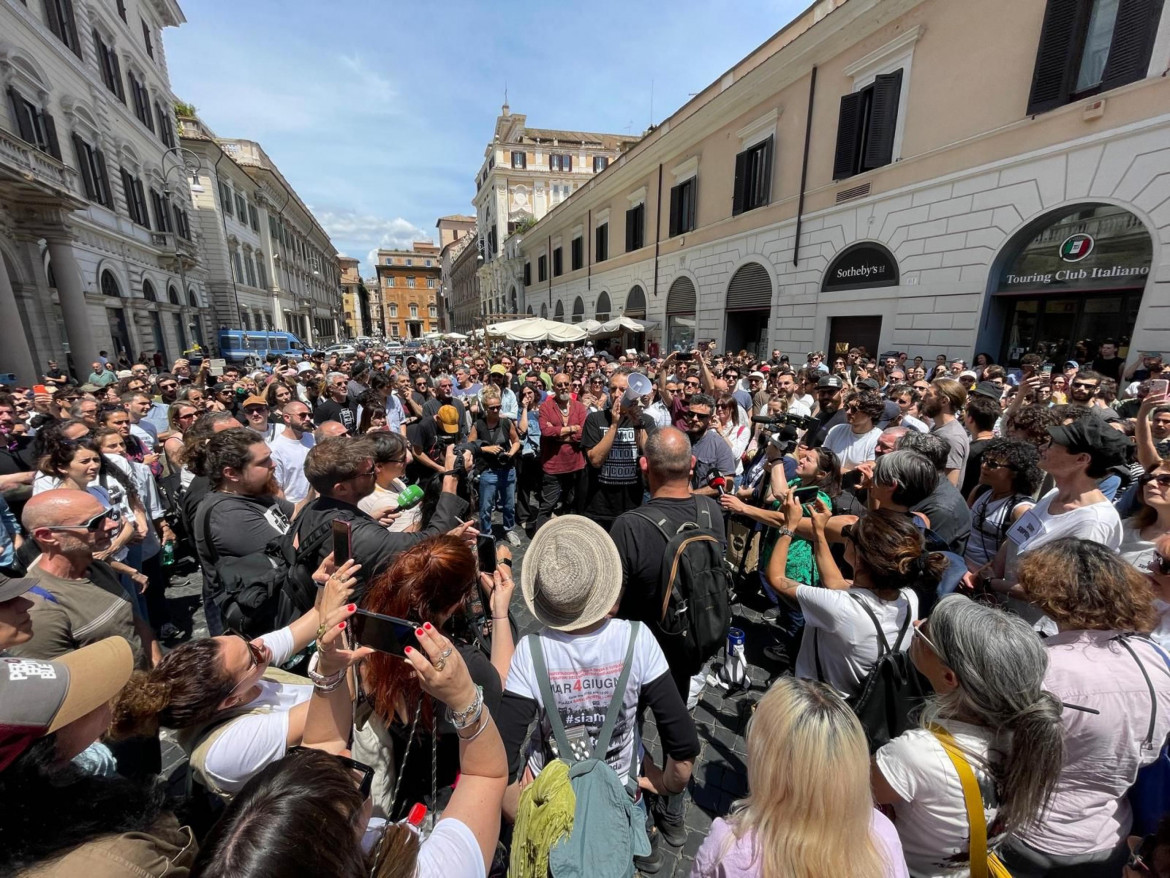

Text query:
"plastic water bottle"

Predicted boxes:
[[161, 540, 175, 567]]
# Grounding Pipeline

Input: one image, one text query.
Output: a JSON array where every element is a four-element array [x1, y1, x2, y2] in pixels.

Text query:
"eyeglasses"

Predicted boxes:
[[1071, 381, 1099, 390], [176, 412, 197, 420], [486, 405, 502, 412], [845, 403, 860, 412], [981, 459, 1012, 470], [1141, 473, 1170, 488], [223, 631, 267, 697], [346, 467, 377, 480], [288, 747, 374, 802], [684, 380, 701, 388], [46, 509, 112, 533], [554, 382, 572, 389], [683, 410, 711, 421], [912, 619, 942, 657], [159, 382, 177, 390]]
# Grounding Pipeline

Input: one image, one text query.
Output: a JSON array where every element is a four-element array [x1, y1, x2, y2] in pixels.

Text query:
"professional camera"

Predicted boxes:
[[749, 412, 816, 432]]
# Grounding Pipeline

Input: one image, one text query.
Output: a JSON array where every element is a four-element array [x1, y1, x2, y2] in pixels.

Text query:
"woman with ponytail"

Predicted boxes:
[[767, 497, 945, 698], [872, 595, 1063, 877]]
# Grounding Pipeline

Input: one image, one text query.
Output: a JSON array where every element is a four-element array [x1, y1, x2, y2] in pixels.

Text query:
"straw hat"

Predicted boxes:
[[521, 515, 622, 631]]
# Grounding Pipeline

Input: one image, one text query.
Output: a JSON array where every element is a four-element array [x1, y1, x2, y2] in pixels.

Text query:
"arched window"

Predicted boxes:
[[168, 285, 180, 305], [188, 288, 199, 308], [595, 291, 611, 322], [554, 300, 565, 322], [142, 279, 157, 302], [101, 270, 121, 297], [571, 296, 584, 324], [540, 303, 548, 319], [626, 284, 647, 317], [527, 305, 534, 316]]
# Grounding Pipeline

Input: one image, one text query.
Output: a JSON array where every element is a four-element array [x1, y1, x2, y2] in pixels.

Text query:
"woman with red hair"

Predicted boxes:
[[355, 534, 514, 821]]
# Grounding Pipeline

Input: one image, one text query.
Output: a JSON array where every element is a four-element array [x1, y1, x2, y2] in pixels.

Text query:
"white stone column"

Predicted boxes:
[[0, 258, 38, 385], [45, 237, 100, 374]]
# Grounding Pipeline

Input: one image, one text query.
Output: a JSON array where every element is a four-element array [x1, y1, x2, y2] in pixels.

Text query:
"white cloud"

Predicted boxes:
[[313, 209, 432, 273]]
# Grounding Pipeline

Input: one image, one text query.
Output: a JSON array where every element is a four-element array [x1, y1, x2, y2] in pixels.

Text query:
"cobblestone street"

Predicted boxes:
[[159, 532, 778, 877]]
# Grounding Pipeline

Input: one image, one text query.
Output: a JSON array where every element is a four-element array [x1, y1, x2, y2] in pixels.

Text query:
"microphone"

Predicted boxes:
[[396, 484, 425, 511], [708, 471, 727, 495]]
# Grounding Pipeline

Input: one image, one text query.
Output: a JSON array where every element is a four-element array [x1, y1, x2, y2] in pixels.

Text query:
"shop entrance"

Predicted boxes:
[[724, 262, 772, 358], [1002, 293, 1142, 365], [828, 315, 883, 361]]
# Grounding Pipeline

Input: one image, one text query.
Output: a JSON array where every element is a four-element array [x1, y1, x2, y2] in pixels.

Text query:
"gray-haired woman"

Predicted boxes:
[[871, 595, 1064, 878]]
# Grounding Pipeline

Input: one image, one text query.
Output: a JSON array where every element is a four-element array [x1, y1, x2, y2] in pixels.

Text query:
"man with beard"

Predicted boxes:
[[801, 375, 847, 449], [580, 371, 656, 530], [144, 372, 180, 434], [771, 369, 812, 417], [922, 377, 970, 487], [269, 401, 315, 504], [684, 393, 736, 495], [193, 428, 292, 634], [658, 350, 715, 431], [1067, 370, 1111, 416]]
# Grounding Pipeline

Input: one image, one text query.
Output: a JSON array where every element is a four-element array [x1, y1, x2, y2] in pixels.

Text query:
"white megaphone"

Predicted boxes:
[[623, 372, 653, 406]]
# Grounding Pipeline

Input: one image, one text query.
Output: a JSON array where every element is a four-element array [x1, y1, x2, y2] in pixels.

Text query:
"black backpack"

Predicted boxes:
[[198, 497, 343, 637], [815, 592, 929, 752], [629, 498, 732, 674]]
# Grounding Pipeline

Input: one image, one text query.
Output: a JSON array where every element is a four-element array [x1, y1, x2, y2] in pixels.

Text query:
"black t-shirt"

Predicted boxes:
[[423, 397, 467, 440], [803, 408, 846, 449], [610, 495, 726, 626], [315, 398, 357, 432], [961, 437, 991, 498], [579, 410, 655, 525], [911, 480, 972, 555], [471, 416, 514, 471], [406, 417, 444, 485], [1092, 356, 1124, 382]]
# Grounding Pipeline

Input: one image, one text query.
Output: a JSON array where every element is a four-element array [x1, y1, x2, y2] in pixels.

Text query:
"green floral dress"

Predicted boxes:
[[759, 479, 831, 587]]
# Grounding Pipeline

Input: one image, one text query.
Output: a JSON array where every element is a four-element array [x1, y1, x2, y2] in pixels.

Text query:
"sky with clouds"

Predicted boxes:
[[165, 0, 807, 275]]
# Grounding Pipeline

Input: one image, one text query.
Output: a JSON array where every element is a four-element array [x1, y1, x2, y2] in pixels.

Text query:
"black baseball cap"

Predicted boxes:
[[1046, 417, 1129, 469], [817, 375, 844, 390], [972, 381, 1004, 401]]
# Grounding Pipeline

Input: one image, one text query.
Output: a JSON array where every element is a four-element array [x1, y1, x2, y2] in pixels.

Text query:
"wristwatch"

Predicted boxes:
[[775, 526, 794, 539]]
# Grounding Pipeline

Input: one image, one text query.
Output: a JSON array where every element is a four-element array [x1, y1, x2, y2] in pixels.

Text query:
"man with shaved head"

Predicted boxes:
[[270, 401, 315, 504], [609, 426, 727, 842], [12, 489, 157, 669]]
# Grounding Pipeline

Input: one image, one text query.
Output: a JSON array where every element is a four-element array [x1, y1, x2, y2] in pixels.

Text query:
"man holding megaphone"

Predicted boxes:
[[580, 370, 657, 531]]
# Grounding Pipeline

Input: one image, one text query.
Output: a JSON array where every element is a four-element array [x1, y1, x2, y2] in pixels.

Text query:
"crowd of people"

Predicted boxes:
[[1, 337, 1170, 877]]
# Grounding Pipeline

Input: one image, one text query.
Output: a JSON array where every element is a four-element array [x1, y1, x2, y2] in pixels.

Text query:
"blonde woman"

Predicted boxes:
[[691, 676, 908, 878]]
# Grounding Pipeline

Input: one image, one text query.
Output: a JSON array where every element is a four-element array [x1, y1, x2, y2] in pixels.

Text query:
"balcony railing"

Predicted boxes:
[[0, 127, 76, 196]]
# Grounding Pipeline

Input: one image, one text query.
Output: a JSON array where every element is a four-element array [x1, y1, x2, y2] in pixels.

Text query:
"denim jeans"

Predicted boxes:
[[478, 466, 516, 534]]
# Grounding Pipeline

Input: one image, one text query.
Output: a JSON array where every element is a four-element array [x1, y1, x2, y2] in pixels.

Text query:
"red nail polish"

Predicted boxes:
[[347, 604, 356, 612], [416, 628, 425, 637], [424, 622, 433, 631], [404, 646, 413, 654], [338, 621, 346, 630]]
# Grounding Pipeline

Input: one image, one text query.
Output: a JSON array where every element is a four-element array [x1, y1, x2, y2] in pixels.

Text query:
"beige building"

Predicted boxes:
[[374, 242, 440, 340], [178, 116, 341, 347], [448, 236, 481, 333], [0, 0, 208, 382], [339, 256, 367, 339], [437, 214, 477, 333], [474, 107, 639, 322], [515, 0, 1170, 367]]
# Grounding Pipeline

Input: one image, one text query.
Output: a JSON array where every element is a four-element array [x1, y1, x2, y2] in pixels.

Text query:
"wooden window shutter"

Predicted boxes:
[[758, 136, 774, 207], [1100, 0, 1164, 91], [626, 207, 635, 251], [863, 72, 902, 169], [732, 149, 748, 214], [111, 52, 125, 102], [43, 0, 63, 42], [120, 168, 133, 217], [668, 183, 680, 237], [1026, 0, 1082, 114], [135, 179, 148, 225], [72, 133, 95, 199], [686, 177, 697, 232], [7, 88, 35, 144], [833, 92, 865, 179], [62, 0, 82, 57], [42, 112, 61, 159], [93, 31, 106, 86], [94, 149, 112, 207]]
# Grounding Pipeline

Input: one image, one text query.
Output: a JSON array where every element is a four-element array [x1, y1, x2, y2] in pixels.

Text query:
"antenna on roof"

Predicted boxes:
[[650, 78, 654, 128], [502, 82, 510, 116]]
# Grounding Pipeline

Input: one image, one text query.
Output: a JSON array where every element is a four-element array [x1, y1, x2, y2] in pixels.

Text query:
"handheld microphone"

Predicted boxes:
[[708, 471, 727, 495]]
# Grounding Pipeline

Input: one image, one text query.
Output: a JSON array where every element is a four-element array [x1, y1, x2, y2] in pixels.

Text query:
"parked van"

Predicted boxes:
[[217, 329, 315, 364]]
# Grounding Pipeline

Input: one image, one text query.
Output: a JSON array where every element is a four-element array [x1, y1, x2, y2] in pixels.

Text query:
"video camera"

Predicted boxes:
[[749, 412, 816, 431]]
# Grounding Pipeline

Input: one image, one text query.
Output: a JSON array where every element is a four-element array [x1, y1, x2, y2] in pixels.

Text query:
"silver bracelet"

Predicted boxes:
[[308, 666, 345, 692], [455, 706, 491, 741], [446, 686, 484, 729]]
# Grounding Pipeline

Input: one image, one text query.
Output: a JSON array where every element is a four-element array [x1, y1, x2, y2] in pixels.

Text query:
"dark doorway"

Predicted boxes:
[[828, 315, 882, 361], [107, 307, 133, 361], [725, 310, 770, 358]]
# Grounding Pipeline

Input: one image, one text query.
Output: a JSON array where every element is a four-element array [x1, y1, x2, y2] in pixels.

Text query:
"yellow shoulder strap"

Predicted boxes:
[[929, 723, 989, 878]]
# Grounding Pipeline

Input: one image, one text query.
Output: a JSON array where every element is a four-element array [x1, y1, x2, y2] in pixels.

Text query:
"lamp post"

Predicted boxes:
[[299, 297, 313, 347]]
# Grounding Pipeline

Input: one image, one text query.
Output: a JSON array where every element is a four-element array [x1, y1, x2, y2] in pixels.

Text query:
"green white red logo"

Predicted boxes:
[[1059, 233, 1094, 262]]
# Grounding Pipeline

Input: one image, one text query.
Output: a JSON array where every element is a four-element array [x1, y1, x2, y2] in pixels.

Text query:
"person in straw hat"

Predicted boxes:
[[496, 515, 700, 870]]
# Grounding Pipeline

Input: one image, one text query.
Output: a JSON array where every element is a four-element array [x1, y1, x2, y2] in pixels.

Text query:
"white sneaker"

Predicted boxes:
[[505, 530, 522, 547]]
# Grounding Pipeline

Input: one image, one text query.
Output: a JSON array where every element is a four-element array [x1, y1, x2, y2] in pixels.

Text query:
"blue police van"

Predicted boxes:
[[217, 330, 315, 365]]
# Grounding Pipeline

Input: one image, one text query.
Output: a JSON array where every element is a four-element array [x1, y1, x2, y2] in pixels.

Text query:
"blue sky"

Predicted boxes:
[[166, 0, 808, 275]]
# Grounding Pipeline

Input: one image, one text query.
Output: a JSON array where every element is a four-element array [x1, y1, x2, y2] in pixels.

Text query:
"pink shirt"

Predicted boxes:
[[1018, 629, 1170, 855], [691, 810, 908, 878]]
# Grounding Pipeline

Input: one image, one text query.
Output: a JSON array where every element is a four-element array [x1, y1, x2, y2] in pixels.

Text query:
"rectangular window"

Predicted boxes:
[[538, 255, 547, 283], [235, 194, 247, 222], [384, 257, 393, 265], [44, 0, 82, 58], [141, 18, 154, 59], [232, 251, 244, 284], [219, 181, 233, 216], [669, 177, 698, 236], [1027, 0, 1161, 114], [732, 135, 774, 213], [390, 323, 400, 337], [244, 255, 257, 287], [593, 155, 608, 173], [155, 101, 175, 148], [172, 206, 191, 240], [256, 257, 267, 289], [523, 262, 532, 285], [832, 73, 899, 180], [406, 277, 415, 288], [427, 277, 435, 288], [405, 258, 412, 266], [625, 204, 645, 252], [550, 153, 572, 172], [571, 237, 583, 271], [511, 150, 526, 169], [595, 223, 608, 262], [128, 72, 153, 132], [116, 0, 126, 20], [7, 88, 61, 158], [552, 247, 563, 277], [248, 203, 259, 232], [149, 188, 172, 233], [93, 31, 125, 103], [409, 304, 419, 318], [425, 259, 432, 267], [71, 133, 112, 207], [120, 168, 148, 226], [389, 303, 398, 317]]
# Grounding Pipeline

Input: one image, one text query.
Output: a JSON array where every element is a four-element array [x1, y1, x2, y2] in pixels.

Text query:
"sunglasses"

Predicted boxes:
[[46, 509, 113, 533], [912, 619, 942, 657], [683, 410, 710, 420], [1070, 381, 1099, 390], [981, 459, 1012, 470], [1141, 473, 1170, 488], [224, 630, 268, 697], [486, 405, 502, 411]]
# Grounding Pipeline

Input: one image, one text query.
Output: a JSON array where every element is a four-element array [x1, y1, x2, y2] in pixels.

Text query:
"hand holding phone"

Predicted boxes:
[[791, 486, 821, 505], [350, 610, 420, 656], [477, 535, 497, 574], [332, 520, 352, 566], [1148, 379, 1169, 396]]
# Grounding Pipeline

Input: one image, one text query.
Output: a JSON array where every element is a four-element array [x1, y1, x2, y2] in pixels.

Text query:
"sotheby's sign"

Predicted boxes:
[[823, 242, 900, 291]]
